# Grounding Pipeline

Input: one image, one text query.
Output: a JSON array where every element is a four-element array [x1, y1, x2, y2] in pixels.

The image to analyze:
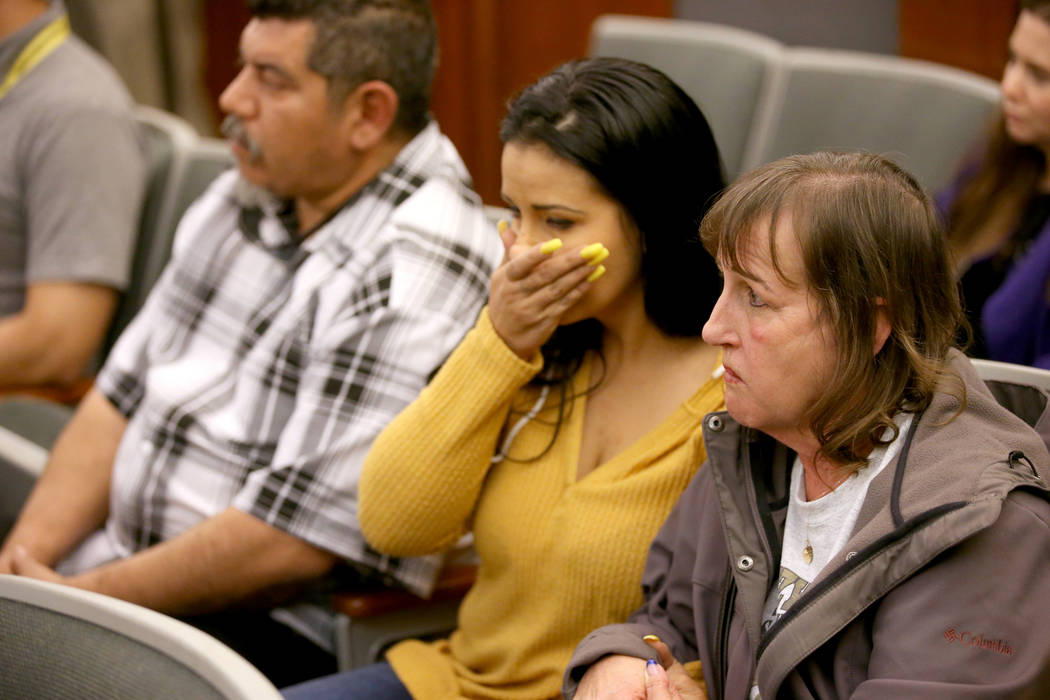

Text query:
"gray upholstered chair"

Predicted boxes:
[[743, 47, 1000, 193], [589, 14, 783, 182], [972, 359, 1050, 449], [0, 574, 281, 699], [106, 108, 233, 353]]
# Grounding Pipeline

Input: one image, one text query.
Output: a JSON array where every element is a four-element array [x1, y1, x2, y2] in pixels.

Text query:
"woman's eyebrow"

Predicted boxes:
[[531, 203, 585, 214]]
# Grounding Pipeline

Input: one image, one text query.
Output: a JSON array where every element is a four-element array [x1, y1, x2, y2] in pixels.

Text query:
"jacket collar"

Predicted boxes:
[[705, 349, 1050, 696]]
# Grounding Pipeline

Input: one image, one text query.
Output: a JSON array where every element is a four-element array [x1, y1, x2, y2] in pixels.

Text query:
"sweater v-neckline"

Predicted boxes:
[[566, 352, 723, 485]]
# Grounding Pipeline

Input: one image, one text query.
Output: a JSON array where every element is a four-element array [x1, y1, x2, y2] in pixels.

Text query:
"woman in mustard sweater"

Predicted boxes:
[[283, 57, 726, 700]]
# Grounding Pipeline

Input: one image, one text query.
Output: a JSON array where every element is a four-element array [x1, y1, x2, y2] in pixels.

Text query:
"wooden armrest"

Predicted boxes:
[[331, 564, 477, 619], [0, 377, 93, 405]]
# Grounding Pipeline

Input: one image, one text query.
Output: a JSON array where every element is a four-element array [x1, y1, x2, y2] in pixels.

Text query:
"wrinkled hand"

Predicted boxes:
[[644, 638, 707, 700], [645, 661, 689, 699], [575, 654, 649, 699], [488, 221, 604, 360], [7, 545, 64, 584]]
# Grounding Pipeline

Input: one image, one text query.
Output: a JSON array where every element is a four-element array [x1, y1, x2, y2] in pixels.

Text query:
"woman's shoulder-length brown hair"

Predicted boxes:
[[700, 151, 966, 468]]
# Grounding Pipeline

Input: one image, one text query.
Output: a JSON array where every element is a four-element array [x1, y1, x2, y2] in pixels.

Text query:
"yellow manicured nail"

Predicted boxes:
[[580, 242, 605, 260], [497, 219, 508, 235], [540, 238, 563, 254], [586, 264, 606, 283], [643, 634, 661, 643], [588, 246, 610, 265]]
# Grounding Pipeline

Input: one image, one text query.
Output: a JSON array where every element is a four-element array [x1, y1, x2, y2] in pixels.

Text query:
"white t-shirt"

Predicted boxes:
[[750, 413, 913, 699]]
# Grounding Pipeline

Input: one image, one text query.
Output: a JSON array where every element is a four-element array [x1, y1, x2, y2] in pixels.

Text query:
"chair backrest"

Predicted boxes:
[[972, 358, 1050, 449], [105, 111, 233, 354], [743, 47, 1001, 192], [589, 14, 783, 182], [0, 575, 281, 700]]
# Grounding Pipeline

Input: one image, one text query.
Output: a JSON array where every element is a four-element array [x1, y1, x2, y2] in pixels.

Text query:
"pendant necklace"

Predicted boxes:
[[802, 469, 854, 565]]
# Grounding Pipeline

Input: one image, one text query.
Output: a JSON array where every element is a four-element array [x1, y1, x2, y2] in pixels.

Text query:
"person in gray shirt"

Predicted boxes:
[[0, 0, 145, 390]]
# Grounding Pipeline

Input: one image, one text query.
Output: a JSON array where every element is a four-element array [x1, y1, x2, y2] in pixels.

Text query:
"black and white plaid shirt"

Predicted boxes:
[[60, 122, 502, 645]]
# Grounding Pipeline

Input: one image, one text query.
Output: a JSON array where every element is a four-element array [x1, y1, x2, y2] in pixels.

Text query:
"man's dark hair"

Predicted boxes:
[[248, 0, 436, 134]]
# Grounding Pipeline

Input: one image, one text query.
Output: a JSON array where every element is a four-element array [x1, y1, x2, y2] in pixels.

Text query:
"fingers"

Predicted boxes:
[[643, 636, 706, 700], [643, 636, 676, 668], [494, 238, 606, 318], [497, 219, 608, 285], [497, 220, 516, 260], [487, 227, 611, 358], [645, 659, 681, 700], [502, 238, 578, 284]]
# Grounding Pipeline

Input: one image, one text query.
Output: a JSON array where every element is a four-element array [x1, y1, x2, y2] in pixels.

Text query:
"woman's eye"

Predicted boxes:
[[546, 217, 574, 230], [747, 287, 766, 308]]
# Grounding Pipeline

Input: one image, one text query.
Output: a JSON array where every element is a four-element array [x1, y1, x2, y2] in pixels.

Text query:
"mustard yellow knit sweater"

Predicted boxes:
[[359, 309, 724, 700]]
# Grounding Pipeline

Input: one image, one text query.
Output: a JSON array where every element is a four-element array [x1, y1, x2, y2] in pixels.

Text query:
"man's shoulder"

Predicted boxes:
[[389, 122, 477, 201], [24, 36, 136, 114]]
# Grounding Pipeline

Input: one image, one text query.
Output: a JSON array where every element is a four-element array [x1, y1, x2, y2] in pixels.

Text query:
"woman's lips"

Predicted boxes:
[[722, 365, 743, 384]]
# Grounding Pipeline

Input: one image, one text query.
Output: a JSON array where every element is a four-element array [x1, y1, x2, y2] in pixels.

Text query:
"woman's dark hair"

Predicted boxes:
[[499, 57, 725, 384], [947, 0, 1050, 267]]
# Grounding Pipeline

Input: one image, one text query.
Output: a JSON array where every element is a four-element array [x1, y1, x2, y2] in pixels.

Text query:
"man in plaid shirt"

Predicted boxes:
[[0, 0, 502, 685]]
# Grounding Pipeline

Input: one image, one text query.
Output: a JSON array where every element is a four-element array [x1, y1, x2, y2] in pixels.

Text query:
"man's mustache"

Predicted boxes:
[[220, 115, 263, 163]]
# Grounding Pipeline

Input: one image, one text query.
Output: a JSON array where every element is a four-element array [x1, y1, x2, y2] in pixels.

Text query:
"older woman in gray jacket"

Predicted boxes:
[[565, 152, 1050, 699]]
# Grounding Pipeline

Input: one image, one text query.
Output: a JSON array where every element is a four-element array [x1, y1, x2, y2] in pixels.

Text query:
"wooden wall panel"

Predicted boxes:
[[898, 0, 1018, 80], [203, 2, 250, 115], [431, 0, 672, 203]]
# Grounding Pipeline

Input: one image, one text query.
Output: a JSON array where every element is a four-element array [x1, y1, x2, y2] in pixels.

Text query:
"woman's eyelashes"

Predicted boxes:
[[546, 216, 576, 231], [500, 200, 580, 232], [747, 286, 767, 308]]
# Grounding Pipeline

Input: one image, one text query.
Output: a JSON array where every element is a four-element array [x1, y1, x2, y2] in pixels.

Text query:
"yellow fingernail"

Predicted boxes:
[[497, 219, 508, 234], [540, 238, 563, 254], [588, 246, 610, 265], [586, 264, 606, 283], [643, 634, 661, 643], [580, 242, 604, 260]]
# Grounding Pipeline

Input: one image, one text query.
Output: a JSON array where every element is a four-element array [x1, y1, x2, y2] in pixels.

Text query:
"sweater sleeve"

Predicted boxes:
[[359, 307, 543, 556], [562, 466, 709, 698], [981, 220, 1050, 369]]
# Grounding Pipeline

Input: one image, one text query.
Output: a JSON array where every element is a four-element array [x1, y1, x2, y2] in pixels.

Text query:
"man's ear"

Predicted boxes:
[[341, 80, 399, 151], [873, 297, 891, 355]]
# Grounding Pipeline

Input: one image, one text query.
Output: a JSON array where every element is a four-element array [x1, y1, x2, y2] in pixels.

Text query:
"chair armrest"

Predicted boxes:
[[0, 396, 75, 454], [331, 564, 477, 619]]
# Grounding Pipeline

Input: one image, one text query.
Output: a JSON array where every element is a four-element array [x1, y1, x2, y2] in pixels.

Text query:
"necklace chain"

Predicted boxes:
[[802, 469, 855, 564], [807, 469, 852, 500]]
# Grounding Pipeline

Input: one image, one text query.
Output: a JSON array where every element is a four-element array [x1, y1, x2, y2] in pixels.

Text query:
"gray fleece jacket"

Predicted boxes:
[[565, 352, 1050, 699]]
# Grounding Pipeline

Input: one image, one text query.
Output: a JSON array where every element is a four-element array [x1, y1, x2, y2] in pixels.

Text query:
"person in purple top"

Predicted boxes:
[[940, 0, 1050, 368]]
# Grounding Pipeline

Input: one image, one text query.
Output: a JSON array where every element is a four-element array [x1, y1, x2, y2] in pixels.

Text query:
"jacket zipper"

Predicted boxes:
[[755, 500, 967, 659], [715, 566, 736, 700]]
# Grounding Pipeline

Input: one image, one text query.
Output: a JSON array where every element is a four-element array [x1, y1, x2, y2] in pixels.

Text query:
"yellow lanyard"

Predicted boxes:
[[0, 14, 70, 103]]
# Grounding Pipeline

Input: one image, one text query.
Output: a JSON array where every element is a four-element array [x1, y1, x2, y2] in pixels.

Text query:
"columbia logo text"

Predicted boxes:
[[943, 628, 1013, 655]]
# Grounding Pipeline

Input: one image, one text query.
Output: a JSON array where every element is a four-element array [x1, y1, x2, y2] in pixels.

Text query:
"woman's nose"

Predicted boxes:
[[514, 222, 544, 248], [702, 292, 732, 346], [1001, 61, 1023, 103]]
